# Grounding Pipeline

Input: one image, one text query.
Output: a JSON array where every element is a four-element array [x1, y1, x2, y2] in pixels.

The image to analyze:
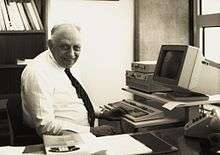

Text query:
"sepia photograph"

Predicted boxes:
[[0, 0, 219, 154]]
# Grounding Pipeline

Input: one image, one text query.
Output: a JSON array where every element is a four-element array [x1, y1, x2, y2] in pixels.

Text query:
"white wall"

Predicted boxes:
[[49, 0, 134, 107]]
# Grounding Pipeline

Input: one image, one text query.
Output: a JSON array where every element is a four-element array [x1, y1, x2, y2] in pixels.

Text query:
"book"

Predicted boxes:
[[16, 2, 31, 30], [0, 22, 2, 30], [8, 2, 25, 30], [30, 0, 43, 30], [0, 3, 6, 30], [8, 0, 32, 2], [6, 2, 17, 30], [23, 1, 40, 30], [23, 2, 36, 30], [0, 0, 11, 30]]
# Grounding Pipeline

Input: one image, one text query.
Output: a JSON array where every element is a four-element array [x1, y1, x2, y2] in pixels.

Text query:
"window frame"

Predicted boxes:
[[193, 0, 220, 57]]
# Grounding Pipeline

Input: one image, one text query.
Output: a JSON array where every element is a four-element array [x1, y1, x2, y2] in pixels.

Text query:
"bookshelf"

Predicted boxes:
[[0, 0, 48, 145], [0, 0, 48, 96], [0, 0, 48, 64]]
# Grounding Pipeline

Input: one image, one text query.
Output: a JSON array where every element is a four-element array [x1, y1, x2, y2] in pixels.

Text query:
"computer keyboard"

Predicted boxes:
[[107, 99, 164, 122]]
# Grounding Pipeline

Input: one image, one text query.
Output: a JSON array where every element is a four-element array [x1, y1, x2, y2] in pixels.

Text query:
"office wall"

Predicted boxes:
[[135, 0, 189, 61], [48, 0, 134, 107]]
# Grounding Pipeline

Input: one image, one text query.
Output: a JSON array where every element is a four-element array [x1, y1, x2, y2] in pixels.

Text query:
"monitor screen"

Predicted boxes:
[[159, 50, 184, 80], [154, 45, 188, 87]]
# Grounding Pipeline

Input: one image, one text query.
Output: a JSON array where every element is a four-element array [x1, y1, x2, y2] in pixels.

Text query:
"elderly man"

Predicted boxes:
[[21, 24, 125, 137]]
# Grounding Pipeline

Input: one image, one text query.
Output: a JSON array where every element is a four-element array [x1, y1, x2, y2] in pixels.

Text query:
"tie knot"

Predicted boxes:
[[64, 68, 71, 74]]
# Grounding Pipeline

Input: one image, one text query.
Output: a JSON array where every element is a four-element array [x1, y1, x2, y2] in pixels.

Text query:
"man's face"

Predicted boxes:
[[49, 27, 81, 68]]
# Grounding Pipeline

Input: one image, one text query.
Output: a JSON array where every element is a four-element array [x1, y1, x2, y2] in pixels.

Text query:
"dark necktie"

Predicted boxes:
[[64, 68, 95, 127]]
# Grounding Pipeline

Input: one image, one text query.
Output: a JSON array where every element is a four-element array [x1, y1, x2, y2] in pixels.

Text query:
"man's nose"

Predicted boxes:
[[69, 47, 77, 58]]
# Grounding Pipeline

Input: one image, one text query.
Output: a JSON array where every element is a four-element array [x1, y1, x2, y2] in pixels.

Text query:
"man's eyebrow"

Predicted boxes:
[[58, 40, 71, 45]]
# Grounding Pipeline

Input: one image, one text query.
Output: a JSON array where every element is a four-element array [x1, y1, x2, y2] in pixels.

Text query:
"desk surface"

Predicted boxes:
[[0, 127, 218, 155]]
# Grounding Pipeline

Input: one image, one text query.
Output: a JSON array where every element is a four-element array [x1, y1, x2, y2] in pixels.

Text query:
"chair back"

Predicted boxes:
[[7, 94, 42, 146]]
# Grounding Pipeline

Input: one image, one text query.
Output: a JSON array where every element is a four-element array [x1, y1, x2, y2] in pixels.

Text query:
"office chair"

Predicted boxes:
[[7, 94, 42, 146]]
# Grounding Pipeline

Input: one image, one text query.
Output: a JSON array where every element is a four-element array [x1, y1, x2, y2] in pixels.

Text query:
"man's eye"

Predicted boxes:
[[61, 45, 70, 50], [73, 46, 81, 51]]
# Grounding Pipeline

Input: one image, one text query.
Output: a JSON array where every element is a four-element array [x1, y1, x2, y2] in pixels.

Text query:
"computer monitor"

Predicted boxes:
[[153, 45, 220, 101]]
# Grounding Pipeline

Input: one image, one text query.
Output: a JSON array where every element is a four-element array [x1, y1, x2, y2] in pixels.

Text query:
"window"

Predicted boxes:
[[204, 27, 220, 62], [201, 0, 220, 15], [193, 0, 220, 63]]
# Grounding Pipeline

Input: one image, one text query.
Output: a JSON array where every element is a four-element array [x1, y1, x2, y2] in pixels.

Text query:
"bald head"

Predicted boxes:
[[51, 24, 81, 44], [48, 24, 81, 68]]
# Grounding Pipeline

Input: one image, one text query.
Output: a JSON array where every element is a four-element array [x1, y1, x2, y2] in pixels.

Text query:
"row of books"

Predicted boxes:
[[0, 0, 43, 31]]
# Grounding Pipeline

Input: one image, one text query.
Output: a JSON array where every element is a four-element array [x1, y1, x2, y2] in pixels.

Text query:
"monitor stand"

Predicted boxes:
[[167, 91, 209, 101]]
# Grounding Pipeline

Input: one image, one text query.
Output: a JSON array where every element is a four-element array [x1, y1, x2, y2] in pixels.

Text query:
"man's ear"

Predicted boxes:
[[48, 39, 53, 50]]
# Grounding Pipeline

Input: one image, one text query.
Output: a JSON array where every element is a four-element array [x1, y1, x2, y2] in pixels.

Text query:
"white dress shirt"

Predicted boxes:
[[21, 50, 90, 135]]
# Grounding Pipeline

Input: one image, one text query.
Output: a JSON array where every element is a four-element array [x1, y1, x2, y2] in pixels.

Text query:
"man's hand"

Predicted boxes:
[[98, 107, 128, 121], [90, 125, 116, 137]]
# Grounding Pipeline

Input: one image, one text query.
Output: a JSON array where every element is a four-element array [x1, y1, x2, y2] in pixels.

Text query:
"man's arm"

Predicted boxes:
[[22, 68, 63, 135]]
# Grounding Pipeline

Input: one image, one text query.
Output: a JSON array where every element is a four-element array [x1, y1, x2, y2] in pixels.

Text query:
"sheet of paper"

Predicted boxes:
[[95, 134, 152, 155], [0, 144, 45, 155], [17, 59, 33, 65], [78, 133, 107, 155], [162, 102, 185, 110], [0, 146, 25, 155], [79, 133, 96, 143]]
